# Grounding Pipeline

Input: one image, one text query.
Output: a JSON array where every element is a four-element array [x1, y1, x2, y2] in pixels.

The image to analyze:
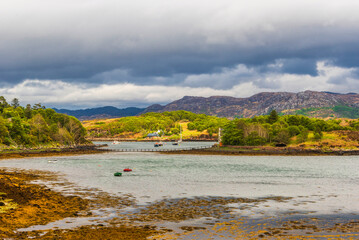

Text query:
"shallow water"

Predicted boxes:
[[0, 142, 358, 217]]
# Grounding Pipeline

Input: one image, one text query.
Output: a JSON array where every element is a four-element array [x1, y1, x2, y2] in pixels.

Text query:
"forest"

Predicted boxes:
[[221, 110, 359, 146], [0, 97, 88, 148]]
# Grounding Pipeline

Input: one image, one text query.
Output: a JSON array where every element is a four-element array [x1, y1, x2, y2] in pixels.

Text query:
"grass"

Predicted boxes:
[[179, 122, 211, 139], [321, 132, 338, 140]]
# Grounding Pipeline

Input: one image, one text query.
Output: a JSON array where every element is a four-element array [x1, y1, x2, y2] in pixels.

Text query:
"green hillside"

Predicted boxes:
[[84, 110, 229, 140], [0, 97, 88, 149], [222, 110, 359, 148]]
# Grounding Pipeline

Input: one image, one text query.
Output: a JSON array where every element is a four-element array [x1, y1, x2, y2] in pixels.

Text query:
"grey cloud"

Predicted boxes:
[[1, 0, 359, 89], [275, 59, 318, 76]]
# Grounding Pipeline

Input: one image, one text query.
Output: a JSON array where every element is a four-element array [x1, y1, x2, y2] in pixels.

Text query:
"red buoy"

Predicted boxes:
[[123, 168, 132, 172]]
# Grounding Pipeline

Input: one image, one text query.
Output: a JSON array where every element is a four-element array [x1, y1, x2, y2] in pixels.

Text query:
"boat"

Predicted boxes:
[[154, 143, 160, 147], [123, 168, 132, 172], [112, 140, 120, 144], [48, 160, 58, 163], [172, 125, 182, 145], [114, 172, 122, 176]]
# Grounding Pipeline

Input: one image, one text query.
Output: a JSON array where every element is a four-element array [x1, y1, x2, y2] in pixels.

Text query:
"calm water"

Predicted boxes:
[[0, 142, 358, 217]]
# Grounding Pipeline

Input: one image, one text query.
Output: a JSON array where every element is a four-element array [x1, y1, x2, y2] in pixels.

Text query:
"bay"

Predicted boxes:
[[0, 142, 358, 217]]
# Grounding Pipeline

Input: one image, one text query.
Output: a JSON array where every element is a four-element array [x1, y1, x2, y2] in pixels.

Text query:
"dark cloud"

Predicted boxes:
[[0, 39, 358, 89], [1, 0, 359, 90]]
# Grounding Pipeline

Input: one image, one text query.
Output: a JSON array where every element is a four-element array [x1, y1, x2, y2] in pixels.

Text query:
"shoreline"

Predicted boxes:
[[0, 145, 106, 160], [161, 146, 359, 156], [1, 168, 358, 239], [0, 169, 159, 239], [2, 144, 359, 160], [88, 138, 216, 142]]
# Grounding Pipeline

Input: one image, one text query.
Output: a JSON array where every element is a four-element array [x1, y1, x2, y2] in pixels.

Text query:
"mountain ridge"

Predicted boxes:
[[142, 90, 359, 118], [53, 106, 145, 120], [54, 91, 359, 120]]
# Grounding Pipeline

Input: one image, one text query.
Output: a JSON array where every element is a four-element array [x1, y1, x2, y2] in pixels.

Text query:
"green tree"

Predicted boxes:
[[10, 117, 27, 145], [296, 129, 309, 143], [245, 132, 267, 146], [222, 120, 245, 145], [274, 129, 290, 145], [0, 116, 10, 145], [33, 103, 45, 110], [11, 98, 20, 108], [268, 110, 279, 124], [288, 126, 300, 137], [24, 104, 33, 119], [30, 114, 51, 143], [313, 127, 323, 141], [0, 96, 9, 112]]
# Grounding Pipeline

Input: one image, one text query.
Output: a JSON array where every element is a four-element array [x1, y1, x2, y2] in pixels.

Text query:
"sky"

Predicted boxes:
[[1, 0, 359, 109]]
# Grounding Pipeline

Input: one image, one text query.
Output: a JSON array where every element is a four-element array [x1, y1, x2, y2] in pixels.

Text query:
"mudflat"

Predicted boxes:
[[0, 169, 158, 239]]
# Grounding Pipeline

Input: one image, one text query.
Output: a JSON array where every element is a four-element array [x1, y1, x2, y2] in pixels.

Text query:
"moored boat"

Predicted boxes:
[[172, 125, 182, 145]]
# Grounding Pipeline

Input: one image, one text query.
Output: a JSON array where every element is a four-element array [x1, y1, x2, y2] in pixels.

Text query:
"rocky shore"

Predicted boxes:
[[0, 169, 160, 239], [0, 169, 358, 239]]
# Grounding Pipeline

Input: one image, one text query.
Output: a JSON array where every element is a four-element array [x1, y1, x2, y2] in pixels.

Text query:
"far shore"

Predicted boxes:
[[87, 138, 217, 142], [0, 145, 106, 160], [2, 143, 359, 160], [161, 145, 359, 156]]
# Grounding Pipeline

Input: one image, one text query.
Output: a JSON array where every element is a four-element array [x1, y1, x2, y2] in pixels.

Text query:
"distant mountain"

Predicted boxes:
[[55, 91, 359, 120], [53, 106, 145, 120], [142, 91, 359, 118]]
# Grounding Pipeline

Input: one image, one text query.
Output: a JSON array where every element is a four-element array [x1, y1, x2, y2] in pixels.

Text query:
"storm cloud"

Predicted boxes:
[[1, 0, 359, 107]]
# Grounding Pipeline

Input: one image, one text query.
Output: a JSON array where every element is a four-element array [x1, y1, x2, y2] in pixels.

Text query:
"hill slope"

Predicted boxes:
[[83, 111, 229, 140], [142, 91, 359, 118], [0, 97, 88, 148]]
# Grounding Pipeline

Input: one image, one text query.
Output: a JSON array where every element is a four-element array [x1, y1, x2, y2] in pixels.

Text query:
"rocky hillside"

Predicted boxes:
[[142, 91, 359, 118]]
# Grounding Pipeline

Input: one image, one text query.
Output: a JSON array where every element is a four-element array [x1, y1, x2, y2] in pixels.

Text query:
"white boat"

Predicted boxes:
[[173, 125, 182, 145], [112, 140, 120, 144]]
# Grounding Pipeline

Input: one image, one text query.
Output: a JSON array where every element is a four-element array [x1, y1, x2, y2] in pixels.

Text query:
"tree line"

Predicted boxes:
[[222, 110, 359, 146], [0, 97, 87, 148]]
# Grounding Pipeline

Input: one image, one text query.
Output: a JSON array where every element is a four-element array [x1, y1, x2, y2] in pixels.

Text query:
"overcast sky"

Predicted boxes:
[[1, 0, 359, 109]]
